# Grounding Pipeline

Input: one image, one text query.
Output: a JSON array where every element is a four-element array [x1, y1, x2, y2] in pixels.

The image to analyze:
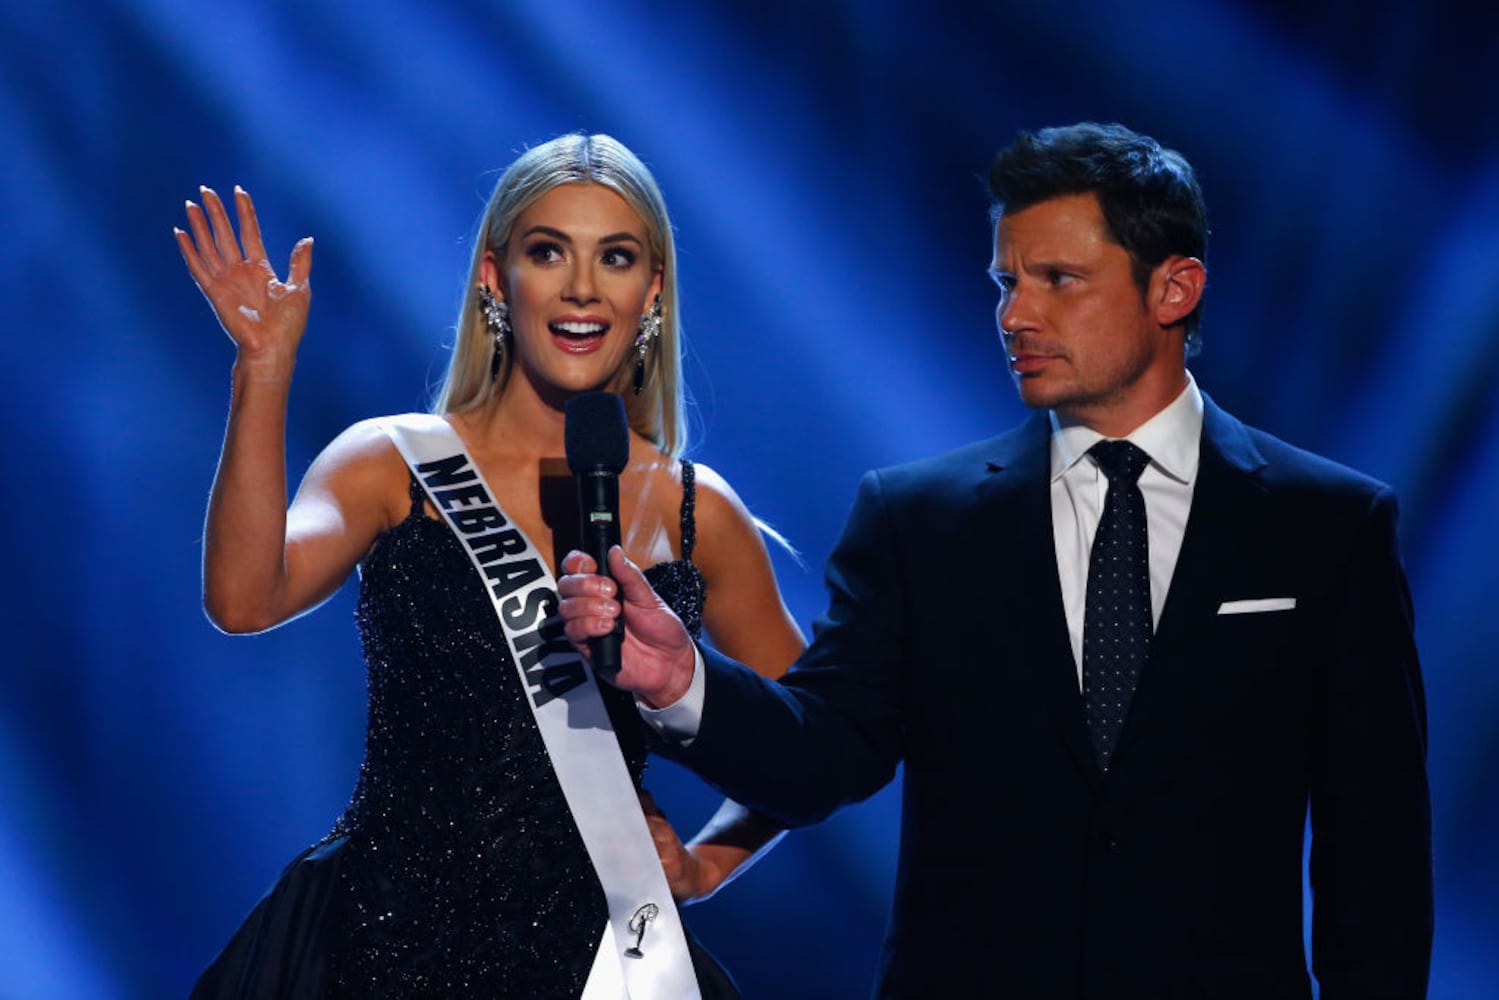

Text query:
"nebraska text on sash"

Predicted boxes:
[[416, 453, 584, 707]]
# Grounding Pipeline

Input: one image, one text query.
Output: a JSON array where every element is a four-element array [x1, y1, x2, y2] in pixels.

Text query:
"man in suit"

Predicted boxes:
[[559, 122, 1432, 998]]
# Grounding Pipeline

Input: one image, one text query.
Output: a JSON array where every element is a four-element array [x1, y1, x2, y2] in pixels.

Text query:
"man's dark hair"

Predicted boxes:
[[988, 122, 1208, 354]]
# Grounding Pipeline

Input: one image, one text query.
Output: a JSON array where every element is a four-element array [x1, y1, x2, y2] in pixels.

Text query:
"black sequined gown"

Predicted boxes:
[[193, 462, 710, 999]]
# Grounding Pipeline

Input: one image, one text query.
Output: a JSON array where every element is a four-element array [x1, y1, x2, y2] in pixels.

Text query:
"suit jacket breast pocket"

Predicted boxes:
[[1206, 599, 1306, 677], [1177, 600, 1318, 745]]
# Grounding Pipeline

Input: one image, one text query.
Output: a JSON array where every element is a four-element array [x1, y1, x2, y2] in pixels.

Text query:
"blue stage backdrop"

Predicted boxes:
[[3, 2, 1496, 996]]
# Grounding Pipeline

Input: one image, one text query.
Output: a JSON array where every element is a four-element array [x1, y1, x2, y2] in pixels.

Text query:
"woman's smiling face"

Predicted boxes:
[[484, 182, 662, 399]]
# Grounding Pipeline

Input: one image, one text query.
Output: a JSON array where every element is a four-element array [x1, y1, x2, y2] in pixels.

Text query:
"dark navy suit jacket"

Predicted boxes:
[[668, 396, 1432, 999]]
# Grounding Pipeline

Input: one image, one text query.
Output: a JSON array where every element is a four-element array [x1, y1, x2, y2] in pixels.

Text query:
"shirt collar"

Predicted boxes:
[[1048, 373, 1204, 483]]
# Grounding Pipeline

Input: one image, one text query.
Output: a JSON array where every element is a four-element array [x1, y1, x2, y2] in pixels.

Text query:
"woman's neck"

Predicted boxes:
[[460, 382, 567, 460]]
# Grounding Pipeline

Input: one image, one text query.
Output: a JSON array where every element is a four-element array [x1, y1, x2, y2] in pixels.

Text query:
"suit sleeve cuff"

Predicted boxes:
[[637, 645, 704, 745]]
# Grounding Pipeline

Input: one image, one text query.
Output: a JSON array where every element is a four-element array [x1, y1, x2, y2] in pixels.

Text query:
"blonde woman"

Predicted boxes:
[[182, 134, 799, 998]]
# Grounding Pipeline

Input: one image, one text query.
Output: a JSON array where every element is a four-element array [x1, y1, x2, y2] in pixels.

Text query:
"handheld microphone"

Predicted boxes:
[[564, 391, 630, 676]]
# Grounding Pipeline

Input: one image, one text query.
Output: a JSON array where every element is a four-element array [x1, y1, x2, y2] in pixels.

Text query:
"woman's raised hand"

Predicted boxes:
[[176, 186, 312, 366]]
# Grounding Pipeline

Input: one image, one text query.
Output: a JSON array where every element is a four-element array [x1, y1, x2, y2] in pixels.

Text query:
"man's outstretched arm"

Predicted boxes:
[[558, 469, 911, 826]]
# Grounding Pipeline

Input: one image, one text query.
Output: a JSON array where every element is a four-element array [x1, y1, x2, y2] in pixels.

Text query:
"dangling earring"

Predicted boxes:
[[633, 295, 663, 395], [478, 284, 511, 381]]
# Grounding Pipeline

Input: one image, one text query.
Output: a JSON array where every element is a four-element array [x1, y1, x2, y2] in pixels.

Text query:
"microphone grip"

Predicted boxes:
[[578, 470, 625, 676]]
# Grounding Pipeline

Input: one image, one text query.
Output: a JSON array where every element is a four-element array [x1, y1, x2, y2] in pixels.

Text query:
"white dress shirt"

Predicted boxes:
[[1050, 375, 1203, 685]]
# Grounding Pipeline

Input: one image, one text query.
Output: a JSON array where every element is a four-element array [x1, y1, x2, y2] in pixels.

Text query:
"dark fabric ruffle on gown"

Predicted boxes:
[[192, 840, 347, 999]]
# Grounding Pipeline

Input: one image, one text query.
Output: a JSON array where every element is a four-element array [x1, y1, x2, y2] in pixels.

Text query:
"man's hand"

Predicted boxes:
[[558, 546, 696, 708]]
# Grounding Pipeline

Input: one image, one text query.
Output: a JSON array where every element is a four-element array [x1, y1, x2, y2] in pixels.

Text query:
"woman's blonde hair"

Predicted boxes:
[[433, 133, 687, 456]]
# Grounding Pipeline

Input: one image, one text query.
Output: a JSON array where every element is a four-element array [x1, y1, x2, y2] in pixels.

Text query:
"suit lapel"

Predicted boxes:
[[1111, 395, 1268, 769], [978, 413, 1101, 788]]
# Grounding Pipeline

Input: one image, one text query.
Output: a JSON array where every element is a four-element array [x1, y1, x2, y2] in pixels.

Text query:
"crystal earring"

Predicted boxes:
[[633, 296, 663, 395], [478, 285, 511, 381]]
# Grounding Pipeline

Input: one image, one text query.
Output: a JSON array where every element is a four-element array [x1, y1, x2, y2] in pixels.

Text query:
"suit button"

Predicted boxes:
[[1096, 825, 1117, 850]]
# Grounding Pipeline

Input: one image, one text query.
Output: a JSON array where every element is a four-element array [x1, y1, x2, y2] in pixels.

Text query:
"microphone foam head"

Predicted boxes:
[[565, 391, 630, 474]]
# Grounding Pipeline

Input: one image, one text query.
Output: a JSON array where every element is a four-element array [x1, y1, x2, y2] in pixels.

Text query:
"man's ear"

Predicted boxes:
[[1153, 255, 1206, 328]]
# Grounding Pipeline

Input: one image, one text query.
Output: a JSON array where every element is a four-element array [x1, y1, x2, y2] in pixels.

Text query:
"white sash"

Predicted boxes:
[[381, 414, 701, 1000]]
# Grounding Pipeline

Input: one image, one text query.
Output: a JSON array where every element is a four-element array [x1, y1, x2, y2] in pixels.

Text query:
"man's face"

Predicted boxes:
[[990, 192, 1187, 435]]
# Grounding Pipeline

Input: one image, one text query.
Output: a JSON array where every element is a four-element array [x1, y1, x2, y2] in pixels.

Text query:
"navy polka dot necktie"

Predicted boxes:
[[1082, 439, 1152, 771]]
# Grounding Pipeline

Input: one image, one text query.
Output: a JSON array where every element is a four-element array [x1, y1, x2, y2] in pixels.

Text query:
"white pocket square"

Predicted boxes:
[[1217, 597, 1296, 615]]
